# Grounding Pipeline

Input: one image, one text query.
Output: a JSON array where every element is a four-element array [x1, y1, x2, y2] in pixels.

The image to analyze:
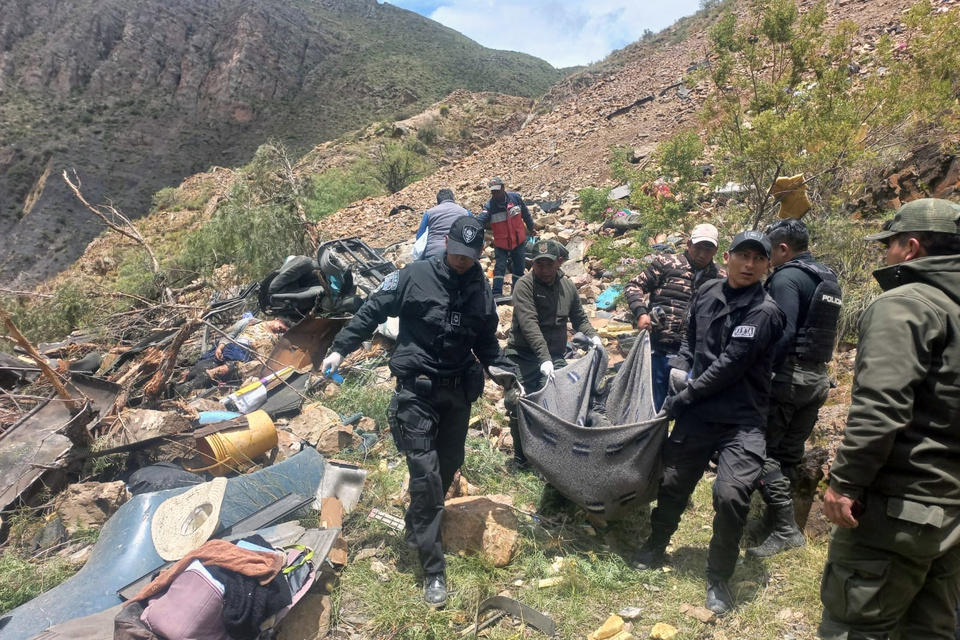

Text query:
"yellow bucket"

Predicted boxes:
[[190, 410, 278, 477]]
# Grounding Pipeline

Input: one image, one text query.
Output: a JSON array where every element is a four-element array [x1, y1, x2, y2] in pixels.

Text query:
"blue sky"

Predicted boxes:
[[386, 0, 702, 68]]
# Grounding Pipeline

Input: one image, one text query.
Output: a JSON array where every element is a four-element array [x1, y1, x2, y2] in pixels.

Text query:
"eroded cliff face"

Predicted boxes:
[[0, 0, 561, 285]]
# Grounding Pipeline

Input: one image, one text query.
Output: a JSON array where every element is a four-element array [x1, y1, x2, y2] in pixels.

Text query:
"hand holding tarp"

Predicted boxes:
[[540, 361, 555, 382], [668, 368, 689, 395]]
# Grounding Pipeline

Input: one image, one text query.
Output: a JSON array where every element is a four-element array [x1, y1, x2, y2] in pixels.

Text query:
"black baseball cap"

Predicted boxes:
[[447, 216, 484, 261], [728, 230, 771, 258]]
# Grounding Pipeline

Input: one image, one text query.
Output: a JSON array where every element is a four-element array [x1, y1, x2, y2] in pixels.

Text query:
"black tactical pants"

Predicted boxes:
[[504, 348, 566, 463], [757, 365, 830, 504], [648, 414, 766, 582], [388, 382, 472, 576], [819, 492, 960, 640]]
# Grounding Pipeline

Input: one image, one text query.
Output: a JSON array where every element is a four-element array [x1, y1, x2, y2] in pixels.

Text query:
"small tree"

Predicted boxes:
[[702, 0, 905, 228], [370, 141, 432, 194]]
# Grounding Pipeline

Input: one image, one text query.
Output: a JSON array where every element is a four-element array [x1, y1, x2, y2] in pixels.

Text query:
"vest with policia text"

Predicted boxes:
[[770, 259, 843, 363]]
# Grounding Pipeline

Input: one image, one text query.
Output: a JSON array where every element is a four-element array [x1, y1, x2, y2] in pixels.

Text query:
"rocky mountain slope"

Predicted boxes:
[[0, 0, 565, 286], [313, 0, 928, 246]]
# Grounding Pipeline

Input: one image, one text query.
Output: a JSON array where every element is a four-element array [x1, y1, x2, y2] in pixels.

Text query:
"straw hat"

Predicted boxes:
[[151, 478, 227, 561]]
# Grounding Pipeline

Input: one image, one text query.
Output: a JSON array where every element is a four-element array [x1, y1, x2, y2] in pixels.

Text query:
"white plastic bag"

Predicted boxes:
[[411, 228, 429, 260]]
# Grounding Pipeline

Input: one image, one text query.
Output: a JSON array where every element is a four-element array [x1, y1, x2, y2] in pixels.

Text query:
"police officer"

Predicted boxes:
[[633, 230, 785, 616], [321, 216, 518, 608], [504, 239, 602, 467], [819, 199, 960, 639], [746, 219, 842, 557]]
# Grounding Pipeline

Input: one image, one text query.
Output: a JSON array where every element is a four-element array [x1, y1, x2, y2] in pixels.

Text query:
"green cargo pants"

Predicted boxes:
[[818, 491, 960, 639]]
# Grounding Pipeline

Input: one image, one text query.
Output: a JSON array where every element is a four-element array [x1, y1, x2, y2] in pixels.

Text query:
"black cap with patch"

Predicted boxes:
[[447, 216, 484, 261], [728, 230, 772, 258]]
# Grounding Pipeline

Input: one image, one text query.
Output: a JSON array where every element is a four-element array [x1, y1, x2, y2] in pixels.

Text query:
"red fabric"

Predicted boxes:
[[127, 539, 284, 605]]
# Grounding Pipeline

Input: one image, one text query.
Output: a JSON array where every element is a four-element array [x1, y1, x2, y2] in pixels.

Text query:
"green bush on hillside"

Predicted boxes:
[[577, 187, 611, 222]]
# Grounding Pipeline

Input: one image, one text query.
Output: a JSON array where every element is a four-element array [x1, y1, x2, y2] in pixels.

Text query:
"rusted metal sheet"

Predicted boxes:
[[258, 316, 347, 378], [0, 376, 120, 511]]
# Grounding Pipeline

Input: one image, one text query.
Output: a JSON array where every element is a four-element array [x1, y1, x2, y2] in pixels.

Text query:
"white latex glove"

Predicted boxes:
[[540, 361, 555, 382], [321, 352, 343, 377], [668, 367, 689, 394], [591, 335, 603, 348]]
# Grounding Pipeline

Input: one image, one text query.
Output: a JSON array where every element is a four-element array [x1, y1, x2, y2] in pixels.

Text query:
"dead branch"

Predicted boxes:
[[63, 169, 175, 304], [142, 319, 201, 406], [0, 301, 83, 414], [109, 348, 165, 419]]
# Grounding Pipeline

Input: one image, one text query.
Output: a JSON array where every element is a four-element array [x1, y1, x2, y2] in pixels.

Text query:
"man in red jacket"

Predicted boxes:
[[476, 177, 536, 296]]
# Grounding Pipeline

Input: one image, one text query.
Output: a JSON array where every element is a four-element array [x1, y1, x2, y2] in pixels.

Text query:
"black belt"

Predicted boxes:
[[399, 374, 463, 391]]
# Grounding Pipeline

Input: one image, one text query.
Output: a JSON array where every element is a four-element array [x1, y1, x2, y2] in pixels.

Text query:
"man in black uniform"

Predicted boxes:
[[321, 216, 517, 608], [633, 230, 785, 616], [746, 219, 842, 557]]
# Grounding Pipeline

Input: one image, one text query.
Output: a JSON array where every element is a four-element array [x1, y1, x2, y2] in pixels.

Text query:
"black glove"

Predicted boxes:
[[661, 388, 692, 418]]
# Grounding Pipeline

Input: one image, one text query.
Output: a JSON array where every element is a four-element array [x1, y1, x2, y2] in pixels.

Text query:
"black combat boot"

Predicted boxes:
[[423, 573, 447, 608], [705, 579, 733, 616], [631, 541, 667, 571], [745, 501, 806, 557]]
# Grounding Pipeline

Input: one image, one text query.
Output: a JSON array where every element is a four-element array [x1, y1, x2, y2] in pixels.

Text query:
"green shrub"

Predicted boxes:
[[578, 187, 612, 222], [416, 120, 439, 145], [304, 162, 380, 222], [438, 105, 450, 117]]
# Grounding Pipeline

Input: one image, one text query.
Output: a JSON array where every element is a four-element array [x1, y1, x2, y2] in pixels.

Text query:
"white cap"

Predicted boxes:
[[690, 223, 719, 247]]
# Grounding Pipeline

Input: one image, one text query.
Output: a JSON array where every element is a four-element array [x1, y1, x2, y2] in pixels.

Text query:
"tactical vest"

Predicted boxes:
[[769, 259, 843, 363]]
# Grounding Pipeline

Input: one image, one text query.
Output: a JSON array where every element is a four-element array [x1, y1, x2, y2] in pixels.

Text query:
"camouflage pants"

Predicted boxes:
[[819, 492, 960, 639]]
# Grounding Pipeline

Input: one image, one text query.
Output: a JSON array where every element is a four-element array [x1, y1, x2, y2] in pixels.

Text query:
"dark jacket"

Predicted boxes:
[[507, 270, 597, 363], [420, 199, 471, 261], [830, 255, 960, 506], [669, 279, 785, 427], [764, 252, 835, 376], [330, 254, 512, 379], [625, 251, 724, 352]]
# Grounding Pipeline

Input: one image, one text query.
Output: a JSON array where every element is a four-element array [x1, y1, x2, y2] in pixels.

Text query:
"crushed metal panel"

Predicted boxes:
[[259, 316, 347, 378], [0, 377, 120, 512]]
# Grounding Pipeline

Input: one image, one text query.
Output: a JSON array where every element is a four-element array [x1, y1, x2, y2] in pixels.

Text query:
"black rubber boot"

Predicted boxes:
[[745, 501, 806, 558], [423, 573, 447, 608], [744, 506, 772, 545], [705, 579, 733, 616], [631, 541, 667, 571]]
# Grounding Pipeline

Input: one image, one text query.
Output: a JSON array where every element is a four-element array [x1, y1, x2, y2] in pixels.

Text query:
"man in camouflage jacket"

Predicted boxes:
[[625, 224, 724, 411]]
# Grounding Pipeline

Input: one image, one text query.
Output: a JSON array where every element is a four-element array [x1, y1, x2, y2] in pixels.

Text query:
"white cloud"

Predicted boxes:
[[421, 0, 702, 68]]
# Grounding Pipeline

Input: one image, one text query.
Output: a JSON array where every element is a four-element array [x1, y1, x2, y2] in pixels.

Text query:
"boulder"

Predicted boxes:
[[441, 495, 519, 567], [275, 593, 331, 640], [54, 481, 129, 533], [287, 403, 357, 455]]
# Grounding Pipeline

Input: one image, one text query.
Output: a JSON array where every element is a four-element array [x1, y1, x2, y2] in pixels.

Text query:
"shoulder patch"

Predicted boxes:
[[732, 325, 756, 339], [377, 271, 399, 292]]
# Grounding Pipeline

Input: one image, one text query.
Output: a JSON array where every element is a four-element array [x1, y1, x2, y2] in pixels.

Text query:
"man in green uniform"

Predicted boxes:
[[819, 198, 960, 639], [505, 239, 601, 467]]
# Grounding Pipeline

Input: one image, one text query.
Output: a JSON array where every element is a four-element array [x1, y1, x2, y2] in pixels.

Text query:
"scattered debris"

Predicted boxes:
[[649, 622, 679, 639], [680, 602, 717, 624]]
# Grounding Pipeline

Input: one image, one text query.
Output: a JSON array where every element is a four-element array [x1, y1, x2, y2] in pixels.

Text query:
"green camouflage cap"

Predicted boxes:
[[865, 198, 960, 241], [530, 239, 568, 261]]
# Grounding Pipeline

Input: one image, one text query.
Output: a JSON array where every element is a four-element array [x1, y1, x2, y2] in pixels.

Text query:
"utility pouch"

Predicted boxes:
[[413, 375, 434, 396], [466, 363, 485, 402]]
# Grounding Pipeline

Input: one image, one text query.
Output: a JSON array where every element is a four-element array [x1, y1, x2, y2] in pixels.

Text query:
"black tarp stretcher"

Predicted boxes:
[[516, 331, 669, 520]]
